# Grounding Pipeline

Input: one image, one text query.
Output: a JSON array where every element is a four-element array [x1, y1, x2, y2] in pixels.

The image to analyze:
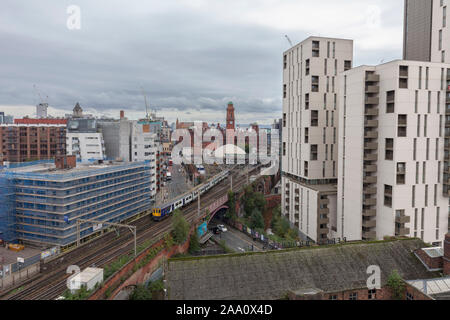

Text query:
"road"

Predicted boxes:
[[158, 164, 192, 204], [211, 220, 264, 253]]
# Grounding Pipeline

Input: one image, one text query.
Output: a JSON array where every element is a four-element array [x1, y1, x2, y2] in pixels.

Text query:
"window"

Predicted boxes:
[[399, 65, 408, 88], [397, 162, 406, 184], [385, 138, 394, 160], [283, 142, 286, 156], [312, 76, 319, 92], [312, 40, 320, 57], [311, 110, 319, 126], [368, 289, 377, 300], [329, 295, 337, 300], [384, 185, 393, 207], [349, 292, 358, 300], [305, 128, 309, 143], [344, 60, 352, 71], [305, 93, 310, 109], [444, 6, 447, 27], [305, 59, 310, 75], [386, 90, 395, 113], [406, 292, 414, 300], [398, 115, 407, 137], [283, 55, 287, 69], [310, 145, 318, 161], [439, 30, 443, 51], [283, 84, 287, 98], [283, 113, 286, 127]]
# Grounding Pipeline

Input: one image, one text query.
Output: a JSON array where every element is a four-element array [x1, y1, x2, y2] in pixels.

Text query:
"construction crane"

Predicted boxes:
[[141, 86, 150, 120], [285, 35, 294, 48], [33, 84, 48, 105]]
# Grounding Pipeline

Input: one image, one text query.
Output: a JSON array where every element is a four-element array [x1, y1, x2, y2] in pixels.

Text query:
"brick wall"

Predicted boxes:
[[414, 248, 444, 270]]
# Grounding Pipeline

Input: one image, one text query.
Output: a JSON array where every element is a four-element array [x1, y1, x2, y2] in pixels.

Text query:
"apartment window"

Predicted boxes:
[[312, 40, 320, 57], [323, 128, 326, 144], [412, 186, 416, 207], [399, 65, 408, 88], [436, 207, 440, 228], [419, 66, 422, 89], [434, 185, 438, 206], [312, 76, 319, 92], [426, 67, 429, 89], [283, 142, 286, 156], [310, 145, 318, 160], [368, 289, 377, 300], [305, 59, 310, 75], [326, 76, 330, 92], [326, 111, 329, 126], [414, 209, 418, 230], [333, 128, 336, 144], [386, 90, 395, 113], [283, 113, 286, 127], [311, 110, 319, 126], [327, 41, 330, 58], [421, 209, 425, 230], [438, 91, 441, 113], [324, 59, 328, 75], [423, 162, 426, 183], [439, 30, 443, 51], [398, 115, 407, 137], [305, 128, 309, 143], [344, 60, 352, 71], [442, 51, 446, 63], [416, 162, 419, 184], [444, 6, 447, 27], [425, 185, 429, 206], [417, 115, 421, 137], [397, 162, 406, 185], [385, 138, 394, 160], [283, 55, 287, 69], [335, 60, 338, 75], [305, 93, 310, 109], [283, 84, 287, 98], [304, 161, 309, 177], [427, 92, 431, 114], [415, 90, 418, 113], [384, 185, 393, 208], [322, 161, 326, 177], [332, 42, 335, 58], [426, 138, 430, 160], [348, 292, 357, 300]]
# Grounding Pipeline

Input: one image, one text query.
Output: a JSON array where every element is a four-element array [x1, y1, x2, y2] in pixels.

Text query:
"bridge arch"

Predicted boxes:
[[207, 205, 229, 224]]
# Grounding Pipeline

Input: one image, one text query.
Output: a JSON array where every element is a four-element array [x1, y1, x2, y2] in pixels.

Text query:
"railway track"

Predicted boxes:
[[3, 166, 255, 300]]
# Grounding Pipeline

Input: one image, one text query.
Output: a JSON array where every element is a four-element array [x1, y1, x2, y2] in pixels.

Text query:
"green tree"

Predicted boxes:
[[129, 284, 152, 300], [172, 209, 190, 244], [273, 216, 290, 238], [225, 190, 236, 220], [386, 270, 406, 300], [242, 186, 266, 218], [249, 209, 265, 230], [189, 230, 200, 254]]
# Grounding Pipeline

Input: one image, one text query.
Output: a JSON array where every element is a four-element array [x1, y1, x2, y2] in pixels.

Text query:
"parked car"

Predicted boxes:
[[217, 224, 227, 232]]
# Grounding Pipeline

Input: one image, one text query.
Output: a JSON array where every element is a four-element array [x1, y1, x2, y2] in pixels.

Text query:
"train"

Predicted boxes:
[[152, 169, 230, 221]]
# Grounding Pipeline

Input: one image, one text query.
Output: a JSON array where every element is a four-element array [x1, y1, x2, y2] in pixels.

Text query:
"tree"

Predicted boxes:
[[129, 284, 152, 300], [189, 230, 200, 254], [242, 186, 266, 218], [172, 209, 190, 244], [225, 190, 236, 221], [273, 216, 290, 238], [249, 209, 265, 230], [386, 270, 406, 300]]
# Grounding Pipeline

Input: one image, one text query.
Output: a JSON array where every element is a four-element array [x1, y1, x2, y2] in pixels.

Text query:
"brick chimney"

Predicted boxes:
[[120, 110, 125, 119], [445, 233, 450, 276]]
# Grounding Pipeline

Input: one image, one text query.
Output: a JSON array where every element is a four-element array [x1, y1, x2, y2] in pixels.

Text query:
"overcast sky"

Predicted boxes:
[[0, 0, 404, 124]]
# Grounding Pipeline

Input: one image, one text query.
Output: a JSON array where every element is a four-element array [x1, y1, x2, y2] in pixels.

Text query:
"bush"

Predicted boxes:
[[387, 270, 406, 300], [172, 210, 190, 244], [129, 284, 152, 300], [249, 209, 264, 230], [189, 230, 200, 254]]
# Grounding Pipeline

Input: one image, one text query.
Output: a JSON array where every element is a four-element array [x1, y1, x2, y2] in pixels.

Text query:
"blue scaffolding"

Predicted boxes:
[[0, 174, 16, 242]]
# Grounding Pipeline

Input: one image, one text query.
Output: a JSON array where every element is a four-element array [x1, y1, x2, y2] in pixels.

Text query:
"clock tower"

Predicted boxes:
[[226, 102, 235, 130]]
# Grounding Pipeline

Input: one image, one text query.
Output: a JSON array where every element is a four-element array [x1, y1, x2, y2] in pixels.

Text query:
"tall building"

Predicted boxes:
[[337, 60, 450, 245], [226, 102, 235, 130], [404, 0, 449, 64], [281, 36, 353, 243], [0, 157, 152, 247], [36, 103, 48, 118], [66, 118, 105, 162], [0, 112, 14, 124], [0, 124, 66, 163]]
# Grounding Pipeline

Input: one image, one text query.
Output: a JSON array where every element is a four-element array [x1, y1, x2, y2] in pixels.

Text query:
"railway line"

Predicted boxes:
[[2, 165, 257, 300]]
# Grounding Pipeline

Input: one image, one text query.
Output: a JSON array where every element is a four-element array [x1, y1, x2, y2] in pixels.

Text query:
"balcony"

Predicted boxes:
[[319, 217, 330, 225], [395, 215, 411, 224], [363, 198, 377, 206], [396, 228, 410, 236], [365, 85, 380, 93], [319, 198, 329, 205], [363, 231, 377, 239], [364, 175, 377, 184], [364, 153, 378, 161], [364, 142, 378, 150], [365, 97, 379, 105], [318, 227, 329, 234], [363, 187, 377, 195], [363, 209, 376, 217], [363, 165, 377, 172], [364, 131, 378, 139], [366, 74, 380, 82], [364, 120, 378, 127], [319, 208, 329, 215], [365, 108, 379, 116], [363, 220, 377, 228]]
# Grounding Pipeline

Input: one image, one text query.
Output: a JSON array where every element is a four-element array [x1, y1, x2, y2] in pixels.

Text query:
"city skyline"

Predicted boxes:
[[0, 0, 404, 124]]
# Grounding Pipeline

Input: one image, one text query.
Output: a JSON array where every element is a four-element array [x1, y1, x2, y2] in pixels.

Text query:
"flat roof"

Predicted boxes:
[[0, 246, 41, 265], [407, 277, 450, 297]]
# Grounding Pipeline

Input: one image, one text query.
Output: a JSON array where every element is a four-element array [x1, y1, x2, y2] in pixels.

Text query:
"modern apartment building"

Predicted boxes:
[[337, 60, 450, 245], [0, 158, 153, 247], [404, 0, 449, 64], [281, 36, 353, 243], [0, 124, 66, 163], [66, 118, 105, 162]]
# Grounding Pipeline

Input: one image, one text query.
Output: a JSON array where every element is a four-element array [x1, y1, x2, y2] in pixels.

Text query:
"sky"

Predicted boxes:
[[0, 0, 404, 125]]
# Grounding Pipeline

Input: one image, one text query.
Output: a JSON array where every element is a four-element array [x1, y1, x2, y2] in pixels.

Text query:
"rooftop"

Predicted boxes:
[[407, 277, 450, 300], [167, 239, 437, 300]]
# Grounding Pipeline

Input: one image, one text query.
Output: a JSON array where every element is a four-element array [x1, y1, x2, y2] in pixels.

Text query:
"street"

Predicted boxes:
[[211, 220, 264, 253]]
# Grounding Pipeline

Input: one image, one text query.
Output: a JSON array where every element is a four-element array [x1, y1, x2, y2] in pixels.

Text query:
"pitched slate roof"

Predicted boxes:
[[167, 239, 436, 300]]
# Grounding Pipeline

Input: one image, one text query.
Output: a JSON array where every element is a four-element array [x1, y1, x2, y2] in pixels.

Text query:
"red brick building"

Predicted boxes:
[[14, 118, 67, 125], [0, 124, 66, 162]]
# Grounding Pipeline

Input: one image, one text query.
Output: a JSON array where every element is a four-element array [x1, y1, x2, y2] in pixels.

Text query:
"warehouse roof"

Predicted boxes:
[[166, 239, 437, 300]]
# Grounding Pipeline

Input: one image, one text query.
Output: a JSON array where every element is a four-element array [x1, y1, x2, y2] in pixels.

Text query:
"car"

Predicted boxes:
[[211, 227, 220, 234], [217, 224, 227, 232]]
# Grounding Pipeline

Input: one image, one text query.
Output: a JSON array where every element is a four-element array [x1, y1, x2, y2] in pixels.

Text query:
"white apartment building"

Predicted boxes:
[[66, 132, 105, 162], [337, 60, 450, 246], [281, 36, 353, 243]]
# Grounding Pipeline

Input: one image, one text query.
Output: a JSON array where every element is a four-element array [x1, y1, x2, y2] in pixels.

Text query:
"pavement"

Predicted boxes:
[[211, 220, 264, 253]]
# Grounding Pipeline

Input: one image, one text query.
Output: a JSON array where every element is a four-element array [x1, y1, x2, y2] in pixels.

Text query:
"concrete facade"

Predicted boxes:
[[337, 60, 450, 244], [281, 36, 353, 243]]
